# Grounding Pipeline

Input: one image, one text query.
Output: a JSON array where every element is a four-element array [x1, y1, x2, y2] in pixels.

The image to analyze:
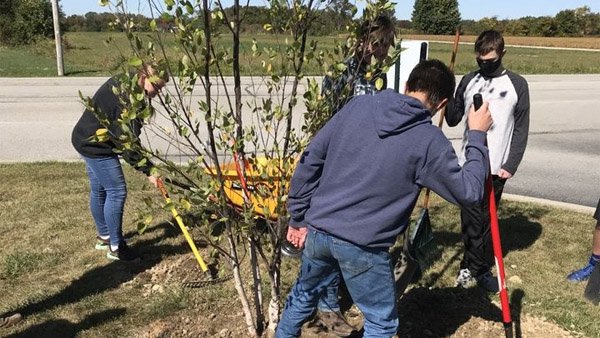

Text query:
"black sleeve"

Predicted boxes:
[[107, 101, 154, 175], [321, 68, 354, 116], [445, 72, 476, 127], [119, 118, 154, 175], [503, 72, 530, 175]]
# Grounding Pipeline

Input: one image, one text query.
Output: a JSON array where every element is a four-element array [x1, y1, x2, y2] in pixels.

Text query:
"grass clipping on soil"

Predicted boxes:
[[0, 162, 598, 337]]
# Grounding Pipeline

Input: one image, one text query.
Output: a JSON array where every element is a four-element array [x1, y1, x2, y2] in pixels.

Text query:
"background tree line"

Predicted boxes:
[[59, 4, 600, 37], [1, 0, 599, 46], [411, 0, 599, 36], [60, 0, 360, 36], [459, 6, 600, 37]]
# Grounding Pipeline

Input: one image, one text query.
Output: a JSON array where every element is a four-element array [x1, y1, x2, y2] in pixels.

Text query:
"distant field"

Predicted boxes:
[[427, 41, 600, 75], [0, 32, 599, 77], [403, 34, 600, 49]]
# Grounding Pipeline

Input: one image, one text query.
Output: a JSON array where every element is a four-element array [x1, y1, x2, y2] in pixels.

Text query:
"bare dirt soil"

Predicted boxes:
[[133, 254, 582, 338]]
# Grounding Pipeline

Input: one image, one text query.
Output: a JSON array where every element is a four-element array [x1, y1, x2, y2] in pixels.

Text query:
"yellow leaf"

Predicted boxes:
[[144, 215, 153, 225], [96, 128, 108, 137], [181, 198, 192, 211], [375, 78, 384, 90]]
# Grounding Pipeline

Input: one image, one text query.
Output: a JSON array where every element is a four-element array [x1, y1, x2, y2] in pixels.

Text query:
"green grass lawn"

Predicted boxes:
[[1, 32, 599, 77], [0, 162, 599, 337], [0, 46, 59, 77]]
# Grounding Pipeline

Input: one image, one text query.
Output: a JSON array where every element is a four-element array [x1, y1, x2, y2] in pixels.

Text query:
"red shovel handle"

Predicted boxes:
[[486, 175, 513, 336], [475, 94, 513, 337]]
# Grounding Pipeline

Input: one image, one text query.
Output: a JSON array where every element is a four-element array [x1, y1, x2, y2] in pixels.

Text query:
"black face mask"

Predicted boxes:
[[477, 57, 502, 76]]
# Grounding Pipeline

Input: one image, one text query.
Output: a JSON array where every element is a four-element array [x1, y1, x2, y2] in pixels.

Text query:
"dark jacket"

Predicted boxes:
[[288, 89, 489, 248], [71, 76, 153, 174], [321, 57, 388, 115]]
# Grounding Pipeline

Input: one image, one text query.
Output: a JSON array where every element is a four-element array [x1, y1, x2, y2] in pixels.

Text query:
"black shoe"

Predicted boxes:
[[476, 271, 499, 293], [107, 242, 141, 262]]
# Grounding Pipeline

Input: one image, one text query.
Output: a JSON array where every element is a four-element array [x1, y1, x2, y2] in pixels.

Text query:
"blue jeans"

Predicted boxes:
[[83, 155, 127, 247], [276, 229, 398, 338], [318, 276, 341, 313]]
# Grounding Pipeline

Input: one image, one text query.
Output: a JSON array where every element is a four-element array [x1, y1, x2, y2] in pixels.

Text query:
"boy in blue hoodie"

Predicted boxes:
[[275, 59, 493, 338], [314, 15, 395, 336]]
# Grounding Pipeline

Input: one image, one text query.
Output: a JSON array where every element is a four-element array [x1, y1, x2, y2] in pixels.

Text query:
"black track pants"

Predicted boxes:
[[459, 175, 507, 277]]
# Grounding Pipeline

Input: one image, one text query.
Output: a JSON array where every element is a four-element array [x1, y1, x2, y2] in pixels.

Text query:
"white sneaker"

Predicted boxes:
[[455, 268, 477, 288]]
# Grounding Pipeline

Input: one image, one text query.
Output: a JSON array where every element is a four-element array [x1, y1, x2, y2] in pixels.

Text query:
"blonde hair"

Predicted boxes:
[[138, 62, 170, 84]]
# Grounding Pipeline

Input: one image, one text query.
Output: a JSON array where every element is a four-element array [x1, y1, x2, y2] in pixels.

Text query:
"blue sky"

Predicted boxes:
[[60, 0, 600, 20]]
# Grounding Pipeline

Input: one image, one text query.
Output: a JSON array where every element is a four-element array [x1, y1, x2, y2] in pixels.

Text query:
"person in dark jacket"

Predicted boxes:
[[445, 30, 530, 292], [314, 15, 395, 336], [71, 64, 168, 261], [275, 59, 493, 338], [321, 15, 395, 117]]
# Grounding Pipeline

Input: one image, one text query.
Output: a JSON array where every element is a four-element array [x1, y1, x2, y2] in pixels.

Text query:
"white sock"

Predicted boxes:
[[99, 235, 110, 241], [110, 244, 119, 251]]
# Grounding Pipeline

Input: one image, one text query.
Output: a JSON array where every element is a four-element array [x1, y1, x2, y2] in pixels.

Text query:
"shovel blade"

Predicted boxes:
[[411, 209, 435, 271], [584, 264, 600, 305], [395, 208, 434, 296], [395, 249, 419, 296]]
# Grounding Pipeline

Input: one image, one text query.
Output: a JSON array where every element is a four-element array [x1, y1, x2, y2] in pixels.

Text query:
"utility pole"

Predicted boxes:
[[50, 0, 64, 76]]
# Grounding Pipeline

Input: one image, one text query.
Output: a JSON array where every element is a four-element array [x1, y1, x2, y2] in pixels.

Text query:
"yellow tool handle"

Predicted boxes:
[[158, 179, 209, 272]]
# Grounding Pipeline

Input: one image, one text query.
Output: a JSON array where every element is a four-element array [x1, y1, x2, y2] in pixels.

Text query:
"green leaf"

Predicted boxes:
[[334, 63, 347, 72], [149, 167, 159, 177], [149, 19, 157, 31], [181, 55, 191, 69], [180, 198, 192, 211], [128, 56, 143, 67], [99, 0, 110, 6], [137, 221, 148, 234]]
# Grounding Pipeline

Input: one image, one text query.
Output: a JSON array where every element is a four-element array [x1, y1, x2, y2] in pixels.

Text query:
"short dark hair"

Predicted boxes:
[[405, 59, 455, 109], [474, 30, 505, 56]]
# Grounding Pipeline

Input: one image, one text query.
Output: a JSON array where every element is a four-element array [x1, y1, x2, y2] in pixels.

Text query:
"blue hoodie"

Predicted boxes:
[[288, 89, 489, 248]]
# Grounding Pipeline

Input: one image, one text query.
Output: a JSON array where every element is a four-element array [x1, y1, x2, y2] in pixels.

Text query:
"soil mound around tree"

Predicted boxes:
[[134, 254, 581, 338]]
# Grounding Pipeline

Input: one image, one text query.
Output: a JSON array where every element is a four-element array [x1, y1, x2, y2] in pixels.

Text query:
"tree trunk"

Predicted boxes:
[[228, 235, 259, 337]]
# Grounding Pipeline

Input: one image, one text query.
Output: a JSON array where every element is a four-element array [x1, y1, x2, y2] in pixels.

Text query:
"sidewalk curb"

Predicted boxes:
[[503, 193, 595, 215]]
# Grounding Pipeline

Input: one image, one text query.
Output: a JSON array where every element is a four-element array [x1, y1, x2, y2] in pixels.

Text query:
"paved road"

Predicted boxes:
[[0, 75, 598, 207]]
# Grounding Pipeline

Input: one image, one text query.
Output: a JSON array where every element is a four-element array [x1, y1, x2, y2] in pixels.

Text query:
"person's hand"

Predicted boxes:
[[498, 169, 513, 179], [287, 226, 308, 249], [147, 175, 159, 188], [467, 101, 493, 132]]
